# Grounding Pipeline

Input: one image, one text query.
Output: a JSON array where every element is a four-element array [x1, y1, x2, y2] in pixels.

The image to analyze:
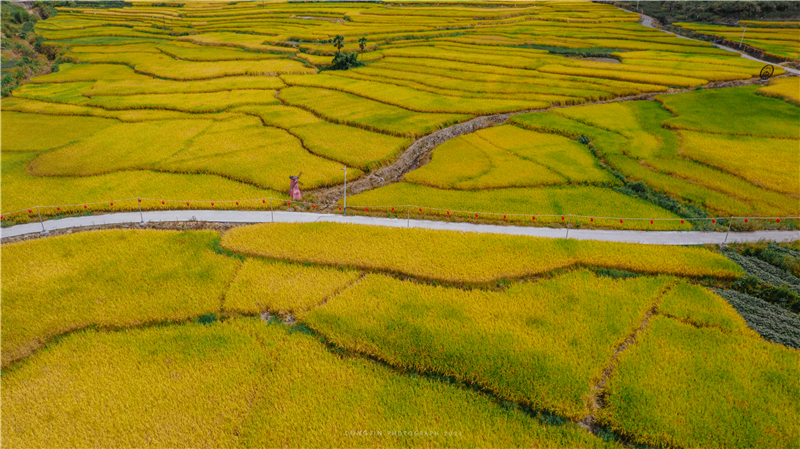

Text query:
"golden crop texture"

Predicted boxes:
[[221, 222, 742, 283], [0, 319, 614, 448], [225, 259, 362, 316], [600, 316, 800, 448], [0, 229, 240, 367], [305, 270, 675, 419]]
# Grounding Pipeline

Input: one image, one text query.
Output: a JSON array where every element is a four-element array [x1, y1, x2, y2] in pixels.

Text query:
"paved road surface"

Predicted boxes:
[[2, 210, 797, 245]]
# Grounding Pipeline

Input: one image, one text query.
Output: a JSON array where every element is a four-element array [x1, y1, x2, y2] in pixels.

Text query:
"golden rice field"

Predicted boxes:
[[220, 222, 741, 283], [0, 229, 239, 367], [673, 22, 800, 59], [2, 2, 800, 446], [2, 225, 797, 448], [304, 270, 676, 419], [2, 0, 797, 228]]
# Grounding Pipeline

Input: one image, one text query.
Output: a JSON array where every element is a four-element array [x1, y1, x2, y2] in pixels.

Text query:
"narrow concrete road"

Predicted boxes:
[[2, 210, 797, 245], [637, 10, 800, 75]]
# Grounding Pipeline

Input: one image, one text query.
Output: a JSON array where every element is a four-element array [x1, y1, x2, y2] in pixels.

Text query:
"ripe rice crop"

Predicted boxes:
[[658, 85, 800, 139], [156, 42, 285, 61], [177, 32, 299, 53], [328, 69, 582, 107], [619, 58, 772, 77], [345, 65, 605, 100], [29, 119, 214, 177], [536, 64, 707, 88], [372, 59, 617, 99], [295, 52, 334, 67], [27, 117, 356, 192], [372, 56, 667, 95], [29, 63, 152, 84], [406, 133, 566, 189], [476, 125, 616, 183], [305, 270, 674, 419], [159, 118, 360, 191], [658, 282, 753, 335], [572, 60, 755, 82], [232, 104, 320, 129], [86, 89, 280, 113], [405, 125, 614, 189], [0, 319, 608, 448], [0, 229, 239, 367], [13, 81, 94, 105], [2, 97, 249, 123], [221, 222, 739, 283], [511, 101, 799, 217], [383, 45, 551, 70], [68, 43, 163, 54], [289, 122, 409, 170], [88, 75, 285, 96], [600, 316, 800, 448], [582, 38, 728, 54], [38, 25, 168, 41], [757, 76, 800, 106], [224, 259, 361, 315], [70, 52, 315, 80], [281, 74, 544, 114], [0, 151, 284, 218], [346, 182, 690, 231], [278, 86, 469, 136], [0, 112, 114, 152], [552, 102, 662, 160], [679, 131, 800, 195]]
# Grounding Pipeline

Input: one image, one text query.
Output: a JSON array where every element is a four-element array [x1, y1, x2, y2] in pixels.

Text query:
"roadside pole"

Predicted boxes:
[[565, 215, 570, 239], [270, 197, 274, 222], [724, 216, 733, 244], [36, 206, 46, 233], [342, 166, 347, 216], [137, 197, 144, 223]]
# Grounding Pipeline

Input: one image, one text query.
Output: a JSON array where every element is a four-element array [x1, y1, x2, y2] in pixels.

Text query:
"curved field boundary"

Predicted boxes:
[[2, 210, 798, 245], [309, 75, 788, 207]]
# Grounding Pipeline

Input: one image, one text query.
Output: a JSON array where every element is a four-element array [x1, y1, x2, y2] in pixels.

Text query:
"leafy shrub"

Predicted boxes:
[[716, 289, 800, 349], [724, 251, 800, 293], [327, 51, 364, 71], [731, 275, 800, 313], [197, 313, 218, 325]]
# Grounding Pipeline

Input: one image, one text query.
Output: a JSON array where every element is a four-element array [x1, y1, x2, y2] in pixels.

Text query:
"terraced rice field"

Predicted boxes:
[[2, 224, 798, 448], [2, 3, 799, 446], [2, 0, 797, 231]]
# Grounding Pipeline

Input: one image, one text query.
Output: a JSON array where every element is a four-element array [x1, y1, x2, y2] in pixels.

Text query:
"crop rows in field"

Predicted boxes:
[[672, 21, 800, 59], [2, 225, 797, 449], [3, 0, 797, 229]]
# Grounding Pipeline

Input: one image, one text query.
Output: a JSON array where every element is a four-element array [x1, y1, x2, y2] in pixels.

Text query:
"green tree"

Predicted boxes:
[[358, 36, 367, 60], [333, 35, 344, 53]]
